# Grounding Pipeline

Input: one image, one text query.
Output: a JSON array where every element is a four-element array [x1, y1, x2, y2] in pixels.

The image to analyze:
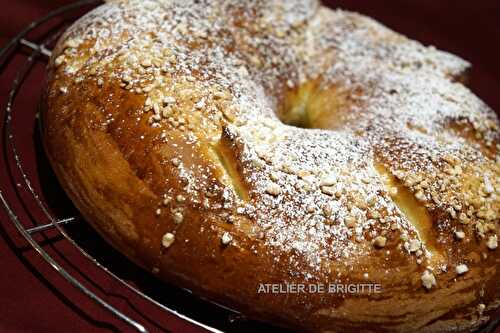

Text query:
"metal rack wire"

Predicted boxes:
[[0, 1, 498, 333]]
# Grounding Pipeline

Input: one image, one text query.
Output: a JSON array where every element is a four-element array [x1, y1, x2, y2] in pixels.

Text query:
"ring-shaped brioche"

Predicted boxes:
[[43, 1, 499, 332]]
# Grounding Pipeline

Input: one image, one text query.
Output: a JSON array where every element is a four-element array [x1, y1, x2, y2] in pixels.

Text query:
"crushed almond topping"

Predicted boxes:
[[408, 239, 421, 252], [54, 55, 65, 67], [269, 172, 279, 182], [486, 235, 498, 250], [344, 216, 356, 228], [320, 186, 335, 196], [265, 183, 281, 196], [221, 232, 232, 245], [456, 264, 469, 275], [414, 190, 425, 202], [64, 38, 81, 49], [171, 158, 181, 167], [421, 270, 436, 290], [141, 58, 152, 68], [320, 173, 337, 186], [176, 194, 186, 203], [373, 236, 387, 248], [162, 232, 175, 248], [213, 91, 226, 100], [194, 99, 205, 109], [163, 96, 176, 105], [483, 175, 494, 194], [172, 210, 184, 224]]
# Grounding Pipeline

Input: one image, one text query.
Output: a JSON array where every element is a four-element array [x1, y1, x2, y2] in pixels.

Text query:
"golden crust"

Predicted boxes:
[[43, 1, 499, 332]]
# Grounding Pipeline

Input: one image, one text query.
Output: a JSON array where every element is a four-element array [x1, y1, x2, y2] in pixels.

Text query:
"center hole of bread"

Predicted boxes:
[[277, 80, 347, 130], [277, 82, 315, 129]]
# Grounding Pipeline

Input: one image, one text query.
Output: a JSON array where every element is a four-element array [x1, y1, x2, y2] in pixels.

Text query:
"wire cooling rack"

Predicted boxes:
[[0, 1, 498, 333]]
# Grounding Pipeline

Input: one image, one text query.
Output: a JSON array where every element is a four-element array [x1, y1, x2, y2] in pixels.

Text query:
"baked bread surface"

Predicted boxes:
[[43, 0, 499, 332]]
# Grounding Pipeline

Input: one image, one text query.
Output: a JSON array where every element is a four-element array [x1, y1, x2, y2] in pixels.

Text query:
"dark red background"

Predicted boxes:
[[1, 1, 499, 332]]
